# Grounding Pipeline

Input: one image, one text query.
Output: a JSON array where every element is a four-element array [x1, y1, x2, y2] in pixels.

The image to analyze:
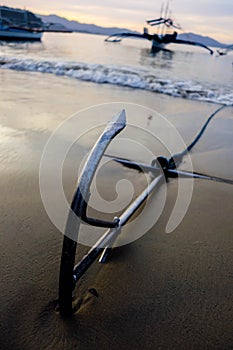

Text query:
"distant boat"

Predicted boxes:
[[105, 0, 213, 55], [216, 45, 233, 57], [0, 6, 44, 41]]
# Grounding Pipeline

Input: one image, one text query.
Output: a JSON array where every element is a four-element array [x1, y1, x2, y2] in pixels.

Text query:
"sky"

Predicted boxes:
[[1, 0, 233, 43]]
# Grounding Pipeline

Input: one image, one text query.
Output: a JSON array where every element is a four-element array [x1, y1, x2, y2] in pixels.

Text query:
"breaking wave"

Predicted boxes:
[[1, 56, 232, 105]]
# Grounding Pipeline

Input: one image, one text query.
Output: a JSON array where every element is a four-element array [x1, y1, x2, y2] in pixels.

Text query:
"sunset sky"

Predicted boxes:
[[1, 0, 233, 43]]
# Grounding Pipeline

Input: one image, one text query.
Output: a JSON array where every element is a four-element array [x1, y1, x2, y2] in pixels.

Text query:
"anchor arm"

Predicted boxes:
[[69, 109, 126, 232]]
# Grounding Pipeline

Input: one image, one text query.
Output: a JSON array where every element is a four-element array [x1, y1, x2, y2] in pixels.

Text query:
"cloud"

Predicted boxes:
[[174, 0, 233, 16]]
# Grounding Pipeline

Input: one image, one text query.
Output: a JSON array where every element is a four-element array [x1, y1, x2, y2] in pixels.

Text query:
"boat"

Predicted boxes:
[[0, 6, 44, 41], [217, 45, 233, 57], [105, 1, 213, 55]]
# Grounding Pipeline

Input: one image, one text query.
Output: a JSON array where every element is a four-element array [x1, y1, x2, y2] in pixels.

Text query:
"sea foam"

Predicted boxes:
[[0, 56, 232, 106]]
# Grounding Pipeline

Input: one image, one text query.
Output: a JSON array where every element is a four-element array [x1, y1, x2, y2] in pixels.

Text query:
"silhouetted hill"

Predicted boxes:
[[39, 14, 136, 36], [39, 14, 232, 48]]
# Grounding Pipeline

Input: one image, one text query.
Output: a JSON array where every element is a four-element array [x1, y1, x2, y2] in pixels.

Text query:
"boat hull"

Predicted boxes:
[[0, 28, 43, 41], [150, 39, 171, 53]]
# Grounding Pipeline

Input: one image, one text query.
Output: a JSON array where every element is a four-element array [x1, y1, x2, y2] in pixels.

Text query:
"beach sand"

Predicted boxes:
[[0, 70, 233, 349]]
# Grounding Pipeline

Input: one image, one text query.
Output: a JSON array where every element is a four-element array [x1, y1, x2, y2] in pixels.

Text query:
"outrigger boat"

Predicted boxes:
[[0, 6, 44, 41], [58, 105, 232, 317], [217, 45, 233, 57], [105, 1, 213, 55]]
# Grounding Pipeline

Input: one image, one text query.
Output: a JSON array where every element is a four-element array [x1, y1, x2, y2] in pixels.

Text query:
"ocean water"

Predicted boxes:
[[0, 32, 233, 105], [1, 31, 233, 193]]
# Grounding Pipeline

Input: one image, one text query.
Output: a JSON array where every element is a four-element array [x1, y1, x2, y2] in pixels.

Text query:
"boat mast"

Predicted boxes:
[[161, 0, 170, 35], [158, 2, 164, 35]]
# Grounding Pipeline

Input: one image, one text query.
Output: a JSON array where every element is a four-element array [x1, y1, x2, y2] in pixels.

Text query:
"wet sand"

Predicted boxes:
[[0, 70, 233, 349]]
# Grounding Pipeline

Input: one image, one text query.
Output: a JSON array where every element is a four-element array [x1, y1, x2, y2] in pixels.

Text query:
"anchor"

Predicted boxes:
[[58, 105, 232, 317]]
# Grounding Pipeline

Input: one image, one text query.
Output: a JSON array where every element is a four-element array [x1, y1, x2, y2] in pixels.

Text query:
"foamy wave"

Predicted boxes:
[[1, 56, 232, 105]]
